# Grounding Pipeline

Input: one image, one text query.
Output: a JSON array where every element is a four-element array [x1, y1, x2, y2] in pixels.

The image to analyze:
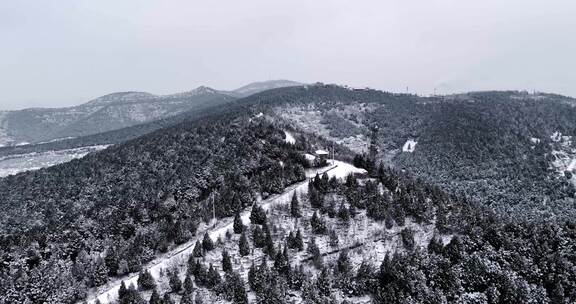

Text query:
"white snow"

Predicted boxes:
[[0, 145, 110, 177], [530, 137, 541, 144], [551, 131, 562, 142], [402, 139, 417, 153], [84, 160, 365, 304], [255, 112, 264, 118], [315, 149, 329, 155], [304, 153, 316, 161], [284, 131, 296, 144]]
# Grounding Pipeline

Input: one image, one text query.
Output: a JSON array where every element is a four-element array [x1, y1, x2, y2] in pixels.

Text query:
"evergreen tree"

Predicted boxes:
[[294, 229, 304, 251], [202, 233, 214, 252], [290, 192, 301, 218], [311, 211, 327, 234], [183, 275, 194, 295], [104, 246, 120, 276], [336, 249, 351, 275], [286, 231, 296, 249], [137, 269, 156, 290], [233, 212, 244, 234], [252, 225, 265, 248], [316, 268, 332, 297], [263, 227, 276, 258], [168, 269, 182, 293], [227, 272, 249, 304], [207, 264, 222, 288], [163, 294, 175, 304], [239, 231, 250, 256], [194, 263, 208, 287], [307, 237, 323, 269], [250, 204, 267, 225], [326, 200, 336, 218], [148, 289, 161, 304], [118, 281, 128, 299], [192, 241, 203, 258], [180, 293, 194, 304], [338, 203, 350, 223], [222, 250, 233, 273], [274, 246, 290, 275]]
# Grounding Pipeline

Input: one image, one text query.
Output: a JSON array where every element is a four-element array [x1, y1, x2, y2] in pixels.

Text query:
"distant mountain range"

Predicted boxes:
[[0, 80, 302, 146]]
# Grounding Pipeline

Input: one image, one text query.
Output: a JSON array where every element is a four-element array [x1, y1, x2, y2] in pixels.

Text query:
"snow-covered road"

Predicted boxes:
[[84, 160, 366, 304]]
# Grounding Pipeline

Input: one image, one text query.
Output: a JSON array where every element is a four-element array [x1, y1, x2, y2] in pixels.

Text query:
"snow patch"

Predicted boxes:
[[530, 137, 541, 144], [402, 139, 417, 153], [0, 145, 110, 177], [551, 131, 562, 142], [284, 131, 296, 144]]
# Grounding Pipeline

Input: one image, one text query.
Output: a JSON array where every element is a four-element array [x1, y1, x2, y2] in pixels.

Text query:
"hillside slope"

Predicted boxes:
[[264, 85, 576, 219]]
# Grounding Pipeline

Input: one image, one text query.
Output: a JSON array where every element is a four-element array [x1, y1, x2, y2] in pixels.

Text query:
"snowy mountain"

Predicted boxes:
[[0, 81, 303, 147], [0, 88, 235, 146], [1, 84, 576, 304]]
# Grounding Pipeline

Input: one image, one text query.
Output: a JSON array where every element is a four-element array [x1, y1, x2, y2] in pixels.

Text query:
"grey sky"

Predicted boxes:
[[1, 0, 575, 110]]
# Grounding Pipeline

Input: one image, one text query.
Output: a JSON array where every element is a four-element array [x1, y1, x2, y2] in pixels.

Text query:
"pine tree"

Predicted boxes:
[[274, 246, 290, 275], [192, 241, 203, 258], [195, 263, 207, 287], [222, 250, 233, 273], [163, 294, 175, 304], [307, 237, 323, 269], [148, 289, 162, 304], [250, 204, 267, 225], [286, 231, 295, 249], [183, 275, 194, 295], [263, 227, 276, 258], [252, 225, 265, 248], [311, 211, 327, 234], [338, 202, 350, 223], [233, 212, 244, 234], [202, 233, 214, 252], [180, 293, 194, 304], [290, 192, 301, 218], [89, 257, 109, 287], [326, 200, 336, 218], [239, 231, 250, 256], [316, 268, 332, 297], [168, 269, 182, 293], [118, 281, 128, 300], [230, 272, 249, 304], [336, 249, 351, 275], [104, 246, 120, 276], [207, 264, 222, 288], [294, 229, 304, 251], [137, 269, 155, 290]]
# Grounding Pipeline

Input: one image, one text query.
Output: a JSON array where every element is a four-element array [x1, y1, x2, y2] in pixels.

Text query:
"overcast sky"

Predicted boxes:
[[1, 0, 575, 110]]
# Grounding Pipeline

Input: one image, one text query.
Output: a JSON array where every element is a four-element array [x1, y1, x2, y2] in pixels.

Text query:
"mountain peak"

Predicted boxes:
[[164, 86, 222, 99], [233, 80, 302, 97]]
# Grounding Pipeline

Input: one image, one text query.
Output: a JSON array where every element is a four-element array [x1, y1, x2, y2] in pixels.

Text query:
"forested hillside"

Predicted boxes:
[[0, 108, 328, 302], [1, 84, 575, 303], [268, 85, 576, 219]]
